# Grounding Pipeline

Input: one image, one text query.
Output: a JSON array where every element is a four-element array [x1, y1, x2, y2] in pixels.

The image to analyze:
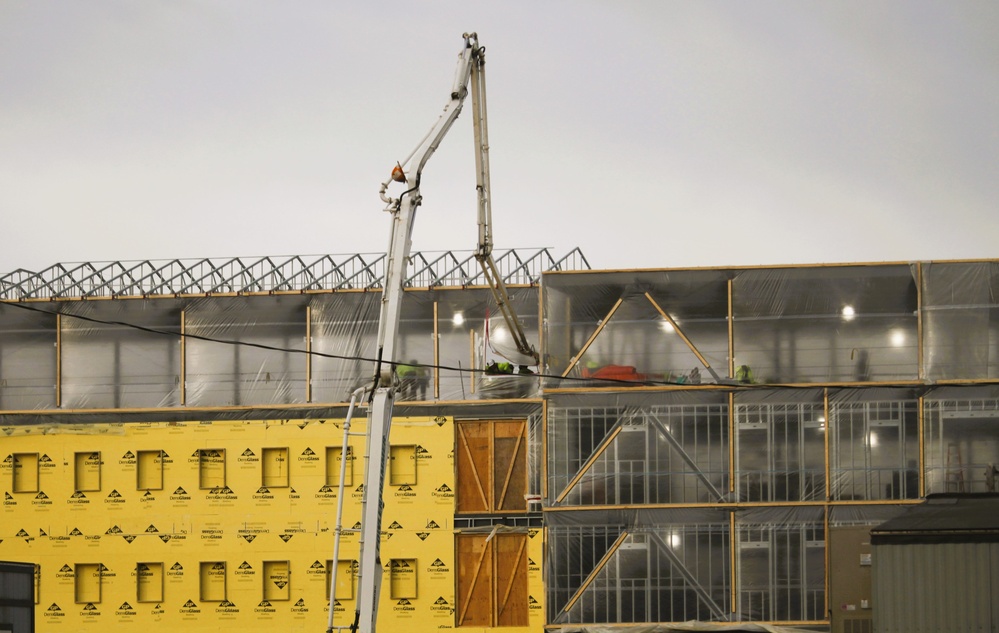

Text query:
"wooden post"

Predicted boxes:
[[305, 305, 312, 403], [55, 313, 62, 408], [560, 298, 623, 378], [180, 310, 186, 406]]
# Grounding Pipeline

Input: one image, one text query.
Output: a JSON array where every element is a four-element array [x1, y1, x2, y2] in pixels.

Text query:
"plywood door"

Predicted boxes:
[[456, 420, 527, 514], [456, 422, 492, 513], [494, 421, 527, 513], [456, 534, 493, 627], [456, 533, 528, 627], [494, 534, 529, 626]]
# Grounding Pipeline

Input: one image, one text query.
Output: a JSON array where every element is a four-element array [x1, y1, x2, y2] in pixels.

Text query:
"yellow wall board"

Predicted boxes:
[[0, 416, 542, 632]]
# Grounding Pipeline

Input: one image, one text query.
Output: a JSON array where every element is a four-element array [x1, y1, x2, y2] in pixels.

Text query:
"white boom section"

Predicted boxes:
[[351, 33, 478, 633], [469, 43, 539, 367]]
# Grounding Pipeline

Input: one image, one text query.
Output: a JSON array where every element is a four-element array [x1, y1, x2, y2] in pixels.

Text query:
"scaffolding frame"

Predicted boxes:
[[0, 248, 590, 301]]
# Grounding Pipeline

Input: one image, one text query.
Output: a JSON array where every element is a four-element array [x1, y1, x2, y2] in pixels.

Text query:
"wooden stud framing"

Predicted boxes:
[[729, 510, 737, 614], [727, 279, 735, 379], [541, 399, 548, 501], [823, 388, 830, 500], [537, 280, 544, 370], [823, 505, 830, 617], [469, 329, 476, 395], [433, 301, 440, 400], [305, 305, 313, 403], [645, 292, 719, 378], [560, 298, 623, 378], [555, 425, 623, 504], [918, 395, 925, 497], [916, 262, 924, 380], [180, 310, 186, 406], [55, 313, 62, 408], [560, 531, 628, 616], [728, 392, 735, 494]]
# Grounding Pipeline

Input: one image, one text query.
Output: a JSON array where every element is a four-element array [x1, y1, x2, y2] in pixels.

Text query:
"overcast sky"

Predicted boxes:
[[2, 1, 997, 275]]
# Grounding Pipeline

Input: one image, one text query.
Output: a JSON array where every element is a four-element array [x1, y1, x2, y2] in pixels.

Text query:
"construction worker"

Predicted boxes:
[[485, 361, 513, 375], [415, 363, 430, 400], [396, 361, 420, 399], [736, 365, 754, 384]]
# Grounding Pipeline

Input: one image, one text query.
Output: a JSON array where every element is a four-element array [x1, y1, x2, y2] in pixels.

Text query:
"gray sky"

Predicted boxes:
[[2, 1, 997, 275]]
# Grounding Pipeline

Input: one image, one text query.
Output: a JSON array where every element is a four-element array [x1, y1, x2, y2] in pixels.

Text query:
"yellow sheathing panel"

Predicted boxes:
[[0, 416, 543, 632], [11, 452, 39, 493], [73, 452, 102, 492], [136, 562, 164, 603]]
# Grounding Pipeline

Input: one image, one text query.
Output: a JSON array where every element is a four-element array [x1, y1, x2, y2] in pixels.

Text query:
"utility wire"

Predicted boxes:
[[3, 300, 699, 388]]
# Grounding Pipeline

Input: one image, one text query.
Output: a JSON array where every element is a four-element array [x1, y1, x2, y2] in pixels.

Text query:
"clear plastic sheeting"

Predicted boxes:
[[436, 287, 540, 401], [828, 388, 919, 501], [548, 625, 825, 633], [184, 296, 308, 406], [732, 265, 918, 383], [545, 507, 825, 625], [0, 303, 56, 410], [543, 264, 921, 388], [736, 507, 824, 622], [922, 261, 999, 380], [60, 300, 180, 409], [527, 411, 543, 500], [735, 390, 825, 503], [544, 270, 730, 388], [546, 508, 731, 626], [0, 286, 544, 414], [923, 385, 999, 494], [309, 291, 380, 402], [547, 392, 730, 507]]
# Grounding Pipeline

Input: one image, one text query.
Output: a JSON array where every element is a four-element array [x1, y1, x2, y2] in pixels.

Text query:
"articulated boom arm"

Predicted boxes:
[[350, 33, 514, 633], [469, 42, 539, 366]]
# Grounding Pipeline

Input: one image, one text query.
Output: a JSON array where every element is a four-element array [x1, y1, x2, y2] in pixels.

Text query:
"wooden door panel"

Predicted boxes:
[[494, 534, 528, 626], [456, 422, 492, 513], [494, 421, 527, 512], [456, 534, 492, 626]]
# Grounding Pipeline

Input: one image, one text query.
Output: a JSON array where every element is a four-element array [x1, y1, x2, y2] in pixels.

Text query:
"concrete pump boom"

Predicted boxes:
[[344, 32, 536, 633]]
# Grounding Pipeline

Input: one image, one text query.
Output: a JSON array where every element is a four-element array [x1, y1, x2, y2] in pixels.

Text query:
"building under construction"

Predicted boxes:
[[2, 253, 998, 632]]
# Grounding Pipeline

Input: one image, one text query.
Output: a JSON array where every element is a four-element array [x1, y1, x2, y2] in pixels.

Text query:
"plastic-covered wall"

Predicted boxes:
[[923, 385, 999, 494], [922, 261, 999, 380], [731, 266, 918, 383], [184, 297, 307, 407], [547, 391, 729, 507], [544, 384, 994, 626], [546, 508, 732, 625], [0, 304, 57, 410], [544, 269, 730, 387], [61, 301, 181, 409], [0, 286, 541, 411]]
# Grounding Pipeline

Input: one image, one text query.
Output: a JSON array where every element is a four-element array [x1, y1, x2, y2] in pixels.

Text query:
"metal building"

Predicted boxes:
[[871, 494, 999, 633]]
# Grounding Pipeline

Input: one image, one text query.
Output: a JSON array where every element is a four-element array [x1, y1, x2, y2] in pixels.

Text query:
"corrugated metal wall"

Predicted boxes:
[[872, 542, 999, 632]]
